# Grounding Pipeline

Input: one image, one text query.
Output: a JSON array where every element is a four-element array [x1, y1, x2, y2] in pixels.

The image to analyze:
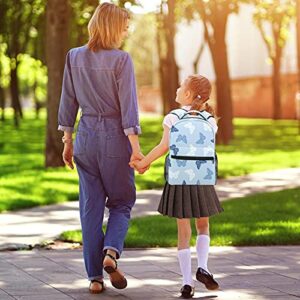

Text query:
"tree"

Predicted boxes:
[[182, 0, 247, 144], [157, 0, 179, 114], [253, 0, 296, 120], [45, 0, 70, 167], [0, 0, 44, 127], [297, 0, 300, 94]]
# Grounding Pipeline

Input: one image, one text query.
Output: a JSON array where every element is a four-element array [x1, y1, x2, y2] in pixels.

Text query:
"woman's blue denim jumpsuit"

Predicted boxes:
[[57, 46, 141, 281]]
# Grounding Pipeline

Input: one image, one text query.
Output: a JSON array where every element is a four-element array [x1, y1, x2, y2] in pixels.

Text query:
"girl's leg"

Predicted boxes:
[[195, 217, 219, 290], [177, 218, 194, 287], [195, 217, 210, 272]]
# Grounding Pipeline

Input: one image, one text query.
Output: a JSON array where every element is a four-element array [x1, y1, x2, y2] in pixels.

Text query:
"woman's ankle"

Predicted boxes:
[[106, 249, 117, 258]]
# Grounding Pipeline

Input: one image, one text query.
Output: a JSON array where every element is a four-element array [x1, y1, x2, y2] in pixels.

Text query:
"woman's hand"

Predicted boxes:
[[129, 151, 149, 174], [62, 143, 74, 169], [131, 159, 150, 174]]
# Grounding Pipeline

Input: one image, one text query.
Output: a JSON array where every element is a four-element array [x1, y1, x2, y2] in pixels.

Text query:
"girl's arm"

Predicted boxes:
[[132, 125, 170, 170]]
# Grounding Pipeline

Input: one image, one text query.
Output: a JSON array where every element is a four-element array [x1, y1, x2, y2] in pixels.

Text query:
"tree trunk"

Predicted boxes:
[[272, 56, 281, 120], [297, 0, 300, 90], [193, 38, 205, 74], [156, 0, 179, 115], [0, 59, 5, 121], [0, 86, 5, 122], [297, 0, 300, 133], [205, 16, 233, 145], [45, 0, 70, 168], [10, 62, 23, 127], [212, 42, 233, 144]]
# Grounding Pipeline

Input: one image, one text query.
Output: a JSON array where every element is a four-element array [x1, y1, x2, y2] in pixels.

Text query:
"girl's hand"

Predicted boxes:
[[130, 159, 150, 174], [62, 143, 74, 169]]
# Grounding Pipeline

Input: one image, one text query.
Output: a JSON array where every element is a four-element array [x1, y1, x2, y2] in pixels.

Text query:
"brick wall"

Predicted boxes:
[[138, 73, 299, 119]]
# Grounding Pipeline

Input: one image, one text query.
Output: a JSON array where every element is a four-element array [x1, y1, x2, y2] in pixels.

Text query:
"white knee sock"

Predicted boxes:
[[177, 248, 194, 287], [196, 234, 210, 272]]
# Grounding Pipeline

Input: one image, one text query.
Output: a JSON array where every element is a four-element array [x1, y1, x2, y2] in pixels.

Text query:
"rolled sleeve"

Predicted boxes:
[[57, 51, 79, 132], [116, 53, 141, 136]]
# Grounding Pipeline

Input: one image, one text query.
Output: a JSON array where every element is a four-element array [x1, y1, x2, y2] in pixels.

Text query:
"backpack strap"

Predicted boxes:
[[169, 108, 189, 120]]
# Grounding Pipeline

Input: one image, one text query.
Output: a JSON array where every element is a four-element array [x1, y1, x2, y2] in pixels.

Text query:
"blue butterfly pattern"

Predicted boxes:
[[171, 126, 179, 133], [176, 134, 187, 144], [170, 144, 179, 156], [196, 133, 206, 144], [195, 160, 206, 169], [166, 156, 171, 167], [176, 160, 187, 167], [204, 168, 213, 180]]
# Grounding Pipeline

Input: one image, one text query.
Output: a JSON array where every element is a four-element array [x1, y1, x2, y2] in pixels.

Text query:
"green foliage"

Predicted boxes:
[[0, 0, 45, 57], [125, 14, 158, 86], [18, 54, 47, 102], [60, 188, 300, 247], [0, 43, 10, 88], [179, 0, 248, 23], [0, 110, 299, 213], [253, 0, 296, 59]]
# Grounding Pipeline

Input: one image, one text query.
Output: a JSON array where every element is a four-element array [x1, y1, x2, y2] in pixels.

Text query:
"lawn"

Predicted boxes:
[[0, 108, 299, 212], [60, 188, 300, 247]]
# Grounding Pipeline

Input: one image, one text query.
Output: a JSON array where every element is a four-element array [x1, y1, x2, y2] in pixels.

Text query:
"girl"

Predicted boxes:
[[131, 75, 223, 298]]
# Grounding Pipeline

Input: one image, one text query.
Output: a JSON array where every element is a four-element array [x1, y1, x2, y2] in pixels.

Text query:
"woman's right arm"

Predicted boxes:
[[58, 50, 79, 169], [58, 50, 79, 134]]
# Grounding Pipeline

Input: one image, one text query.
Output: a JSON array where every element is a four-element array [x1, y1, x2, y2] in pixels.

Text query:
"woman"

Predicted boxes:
[[58, 3, 145, 294]]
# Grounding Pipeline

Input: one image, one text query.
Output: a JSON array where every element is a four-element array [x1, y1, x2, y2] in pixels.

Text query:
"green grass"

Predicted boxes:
[[60, 188, 300, 247], [0, 108, 299, 212]]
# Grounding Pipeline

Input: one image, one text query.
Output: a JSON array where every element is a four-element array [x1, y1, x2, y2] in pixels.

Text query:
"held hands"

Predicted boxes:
[[129, 151, 150, 174]]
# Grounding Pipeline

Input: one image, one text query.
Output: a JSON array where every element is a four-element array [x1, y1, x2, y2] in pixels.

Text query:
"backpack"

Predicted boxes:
[[165, 108, 218, 185]]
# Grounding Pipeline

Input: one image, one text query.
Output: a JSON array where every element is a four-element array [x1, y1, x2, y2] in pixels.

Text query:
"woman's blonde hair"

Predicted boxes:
[[185, 75, 216, 117], [87, 3, 130, 52]]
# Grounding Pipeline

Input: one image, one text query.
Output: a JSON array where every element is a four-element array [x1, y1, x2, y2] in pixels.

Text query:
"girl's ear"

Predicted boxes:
[[184, 89, 191, 99]]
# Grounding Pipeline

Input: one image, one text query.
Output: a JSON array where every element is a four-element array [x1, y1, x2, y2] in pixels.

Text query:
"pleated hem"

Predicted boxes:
[[158, 182, 224, 219]]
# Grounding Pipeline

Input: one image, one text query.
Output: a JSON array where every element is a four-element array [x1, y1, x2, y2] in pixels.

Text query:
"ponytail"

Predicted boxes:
[[190, 98, 216, 118]]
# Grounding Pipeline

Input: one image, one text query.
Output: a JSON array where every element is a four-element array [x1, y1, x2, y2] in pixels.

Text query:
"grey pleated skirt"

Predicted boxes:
[[158, 182, 224, 219]]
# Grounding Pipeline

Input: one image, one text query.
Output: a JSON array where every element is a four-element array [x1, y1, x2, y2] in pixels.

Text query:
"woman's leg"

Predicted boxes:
[[75, 158, 106, 282], [195, 217, 210, 272], [177, 219, 194, 287]]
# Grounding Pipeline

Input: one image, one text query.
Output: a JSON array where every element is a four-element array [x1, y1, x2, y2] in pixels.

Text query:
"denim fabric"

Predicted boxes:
[[58, 46, 141, 135], [74, 115, 136, 280], [57, 46, 139, 280]]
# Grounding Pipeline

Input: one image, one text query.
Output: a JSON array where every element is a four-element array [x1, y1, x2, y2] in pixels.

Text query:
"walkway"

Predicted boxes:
[[1, 168, 299, 249], [1, 246, 300, 299]]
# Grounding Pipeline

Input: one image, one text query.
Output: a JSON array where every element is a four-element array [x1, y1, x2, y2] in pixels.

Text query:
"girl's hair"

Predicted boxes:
[[185, 75, 216, 116], [87, 3, 130, 52]]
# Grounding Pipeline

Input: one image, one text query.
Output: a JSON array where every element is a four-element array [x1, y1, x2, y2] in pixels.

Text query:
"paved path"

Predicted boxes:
[[1, 246, 300, 299], [1, 168, 299, 249]]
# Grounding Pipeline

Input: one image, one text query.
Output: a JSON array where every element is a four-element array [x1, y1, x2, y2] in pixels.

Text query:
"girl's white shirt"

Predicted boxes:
[[163, 105, 218, 134]]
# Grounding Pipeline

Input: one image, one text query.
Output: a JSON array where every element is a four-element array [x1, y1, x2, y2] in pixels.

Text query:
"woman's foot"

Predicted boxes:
[[103, 253, 127, 289], [89, 280, 105, 294], [180, 285, 195, 298], [196, 267, 219, 290]]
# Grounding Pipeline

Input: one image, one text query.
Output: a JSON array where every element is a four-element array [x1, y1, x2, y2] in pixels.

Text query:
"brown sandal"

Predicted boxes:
[[89, 280, 105, 294], [103, 253, 127, 289]]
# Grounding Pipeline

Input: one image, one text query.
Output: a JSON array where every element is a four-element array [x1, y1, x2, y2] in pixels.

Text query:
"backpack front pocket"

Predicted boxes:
[[167, 154, 217, 185]]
